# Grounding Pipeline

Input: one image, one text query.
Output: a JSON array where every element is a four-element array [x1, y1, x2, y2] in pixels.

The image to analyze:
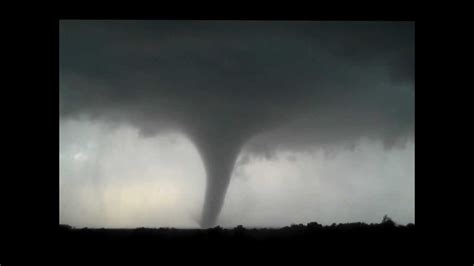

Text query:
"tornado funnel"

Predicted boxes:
[[189, 128, 244, 228]]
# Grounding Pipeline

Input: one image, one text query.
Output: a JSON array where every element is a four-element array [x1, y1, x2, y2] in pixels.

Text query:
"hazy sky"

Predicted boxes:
[[59, 20, 414, 228]]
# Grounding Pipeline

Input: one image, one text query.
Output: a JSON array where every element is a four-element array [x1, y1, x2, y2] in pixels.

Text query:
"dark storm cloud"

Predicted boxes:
[[60, 20, 414, 227], [60, 20, 413, 140]]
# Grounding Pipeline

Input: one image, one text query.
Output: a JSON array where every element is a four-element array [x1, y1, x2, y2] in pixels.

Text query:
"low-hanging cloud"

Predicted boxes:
[[60, 20, 414, 228]]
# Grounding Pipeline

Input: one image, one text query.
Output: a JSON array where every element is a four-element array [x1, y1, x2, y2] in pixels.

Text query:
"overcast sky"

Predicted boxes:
[[59, 20, 414, 228]]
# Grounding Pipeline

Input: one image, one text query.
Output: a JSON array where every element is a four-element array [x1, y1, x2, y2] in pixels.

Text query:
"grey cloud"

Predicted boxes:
[[60, 21, 414, 140]]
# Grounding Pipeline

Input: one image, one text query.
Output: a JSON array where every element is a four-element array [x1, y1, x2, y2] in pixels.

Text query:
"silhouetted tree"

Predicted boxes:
[[235, 225, 244, 231], [381, 215, 396, 227]]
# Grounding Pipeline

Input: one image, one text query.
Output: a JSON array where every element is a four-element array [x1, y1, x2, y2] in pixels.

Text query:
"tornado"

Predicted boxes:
[[197, 142, 240, 228], [188, 126, 246, 228]]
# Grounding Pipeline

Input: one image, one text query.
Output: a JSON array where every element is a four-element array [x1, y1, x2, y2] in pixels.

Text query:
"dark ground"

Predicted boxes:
[[57, 218, 416, 257]]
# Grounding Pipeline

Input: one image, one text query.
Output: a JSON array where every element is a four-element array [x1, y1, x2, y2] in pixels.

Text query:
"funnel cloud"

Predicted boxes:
[[60, 20, 414, 228]]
